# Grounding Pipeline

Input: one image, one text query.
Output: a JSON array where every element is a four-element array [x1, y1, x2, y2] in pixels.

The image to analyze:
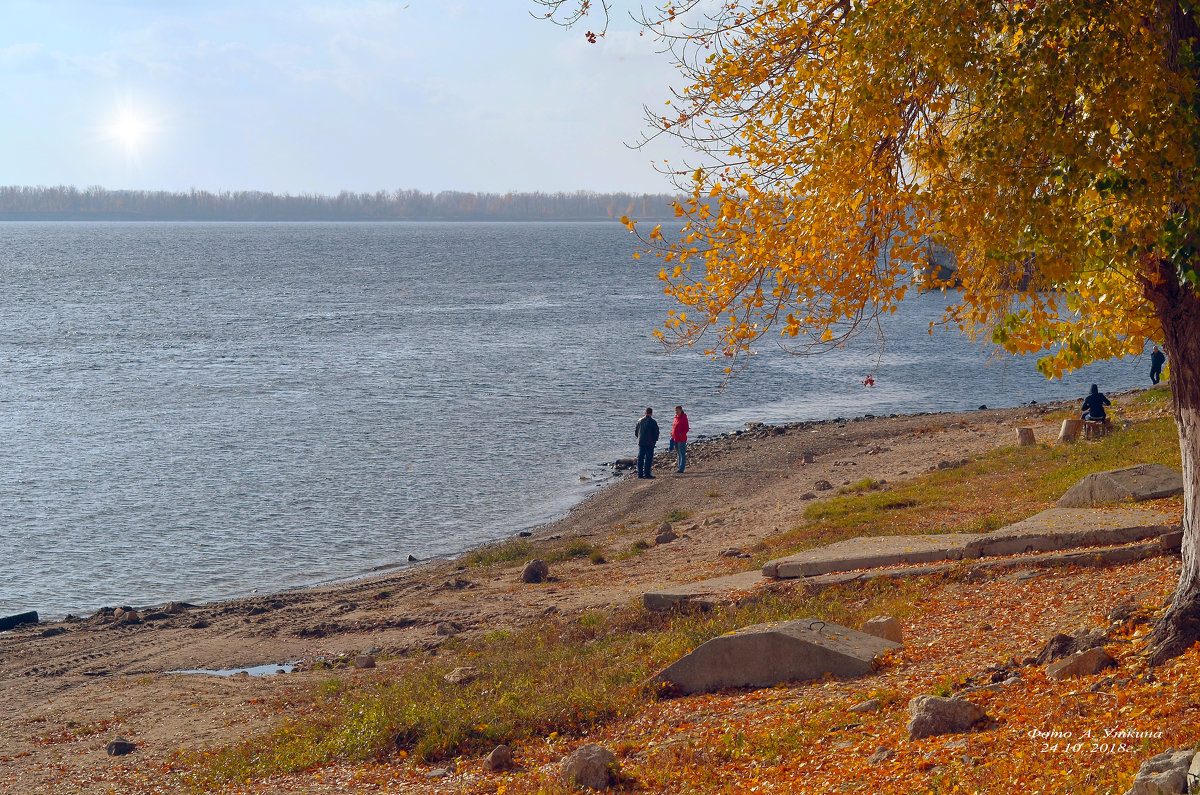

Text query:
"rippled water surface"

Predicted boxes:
[[0, 222, 1151, 618]]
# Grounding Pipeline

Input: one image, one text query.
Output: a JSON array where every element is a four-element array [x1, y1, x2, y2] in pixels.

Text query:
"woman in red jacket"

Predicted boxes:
[[671, 405, 689, 473]]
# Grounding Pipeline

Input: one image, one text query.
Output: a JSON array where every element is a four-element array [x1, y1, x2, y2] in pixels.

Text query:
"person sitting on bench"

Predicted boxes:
[[1081, 384, 1111, 423]]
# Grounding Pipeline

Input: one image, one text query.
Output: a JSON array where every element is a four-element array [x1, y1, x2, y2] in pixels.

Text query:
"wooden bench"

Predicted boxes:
[[1083, 419, 1112, 439]]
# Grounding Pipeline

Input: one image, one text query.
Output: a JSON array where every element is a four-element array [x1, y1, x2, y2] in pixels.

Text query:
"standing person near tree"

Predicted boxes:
[[634, 407, 659, 479], [671, 405, 689, 473], [1150, 346, 1166, 385]]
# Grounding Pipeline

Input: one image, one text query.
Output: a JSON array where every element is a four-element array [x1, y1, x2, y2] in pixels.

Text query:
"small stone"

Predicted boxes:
[[814, 480, 833, 491], [484, 744, 513, 772], [435, 621, 463, 637], [520, 559, 549, 584], [849, 698, 882, 714], [655, 530, 679, 545], [561, 743, 618, 790], [1034, 629, 1109, 664], [861, 616, 903, 644], [1046, 647, 1116, 680], [106, 738, 136, 756], [800, 492, 817, 500], [354, 654, 376, 669], [907, 696, 989, 740], [866, 747, 893, 764], [718, 548, 742, 557], [658, 522, 672, 533], [445, 666, 480, 685]]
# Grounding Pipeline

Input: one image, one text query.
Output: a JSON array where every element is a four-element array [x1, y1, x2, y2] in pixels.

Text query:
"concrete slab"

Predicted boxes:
[[762, 507, 1178, 579], [646, 619, 900, 695], [966, 507, 1177, 557], [641, 571, 765, 611], [1057, 463, 1184, 508], [645, 507, 1179, 611], [763, 533, 986, 578]]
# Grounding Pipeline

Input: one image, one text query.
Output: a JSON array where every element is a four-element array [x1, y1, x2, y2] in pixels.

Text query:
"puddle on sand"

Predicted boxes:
[[166, 662, 297, 677]]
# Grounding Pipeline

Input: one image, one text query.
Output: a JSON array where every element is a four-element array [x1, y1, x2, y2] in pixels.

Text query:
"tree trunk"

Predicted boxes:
[[1145, 260, 1200, 665]]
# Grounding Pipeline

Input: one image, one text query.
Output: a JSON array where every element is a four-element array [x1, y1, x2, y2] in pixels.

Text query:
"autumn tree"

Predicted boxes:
[[546, 0, 1200, 663]]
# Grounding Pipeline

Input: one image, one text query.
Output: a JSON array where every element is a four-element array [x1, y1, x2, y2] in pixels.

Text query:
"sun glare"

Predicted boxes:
[[101, 101, 161, 157], [109, 111, 149, 149]]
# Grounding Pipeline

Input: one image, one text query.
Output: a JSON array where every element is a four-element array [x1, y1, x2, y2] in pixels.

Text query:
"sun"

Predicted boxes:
[[101, 101, 161, 157], [108, 110, 150, 150]]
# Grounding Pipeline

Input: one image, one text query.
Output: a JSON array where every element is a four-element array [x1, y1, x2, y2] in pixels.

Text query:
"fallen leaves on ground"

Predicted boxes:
[[15, 558, 1197, 795]]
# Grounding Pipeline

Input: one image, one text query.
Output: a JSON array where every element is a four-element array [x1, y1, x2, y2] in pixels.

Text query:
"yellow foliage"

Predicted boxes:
[[617, 0, 1199, 372]]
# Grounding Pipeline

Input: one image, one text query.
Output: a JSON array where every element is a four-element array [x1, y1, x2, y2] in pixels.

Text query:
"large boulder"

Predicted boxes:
[[1123, 749, 1197, 795], [561, 743, 618, 790], [1057, 464, 1184, 508], [907, 696, 989, 740], [647, 619, 899, 695]]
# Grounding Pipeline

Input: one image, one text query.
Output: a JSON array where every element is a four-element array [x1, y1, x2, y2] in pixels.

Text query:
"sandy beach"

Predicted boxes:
[[0, 393, 1177, 792]]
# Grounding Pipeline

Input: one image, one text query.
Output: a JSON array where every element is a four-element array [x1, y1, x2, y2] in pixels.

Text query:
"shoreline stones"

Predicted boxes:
[[0, 611, 39, 632]]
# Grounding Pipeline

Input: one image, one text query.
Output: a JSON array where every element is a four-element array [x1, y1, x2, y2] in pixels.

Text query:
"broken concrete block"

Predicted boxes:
[[646, 619, 899, 695], [861, 616, 903, 644], [1057, 463, 1183, 508]]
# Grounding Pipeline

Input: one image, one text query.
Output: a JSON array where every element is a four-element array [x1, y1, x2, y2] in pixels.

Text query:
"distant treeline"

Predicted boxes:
[[0, 185, 685, 222]]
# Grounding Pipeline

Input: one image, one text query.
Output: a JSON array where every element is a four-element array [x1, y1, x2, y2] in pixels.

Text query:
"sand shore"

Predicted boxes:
[[0, 395, 1148, 791]]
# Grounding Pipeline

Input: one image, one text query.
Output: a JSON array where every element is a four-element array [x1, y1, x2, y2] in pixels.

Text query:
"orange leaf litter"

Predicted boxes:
[[51, 557, 1200, 794]]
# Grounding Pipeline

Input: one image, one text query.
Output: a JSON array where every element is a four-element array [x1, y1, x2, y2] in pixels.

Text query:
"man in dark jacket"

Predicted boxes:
[[1081, 384, 1111, 422], [634, 407, 660, 479], [1150, 346, 1166, 385]]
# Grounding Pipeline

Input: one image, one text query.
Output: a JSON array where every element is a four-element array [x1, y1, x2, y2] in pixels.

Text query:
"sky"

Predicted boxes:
[[1, 1, 689, 195]]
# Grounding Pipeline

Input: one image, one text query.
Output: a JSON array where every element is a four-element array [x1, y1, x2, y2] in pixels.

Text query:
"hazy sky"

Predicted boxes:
[[1, 1, 687, 194]]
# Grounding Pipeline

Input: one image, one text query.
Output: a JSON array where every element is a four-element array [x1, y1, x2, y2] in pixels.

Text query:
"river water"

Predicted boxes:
[[0, 222, 1151, 618]]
